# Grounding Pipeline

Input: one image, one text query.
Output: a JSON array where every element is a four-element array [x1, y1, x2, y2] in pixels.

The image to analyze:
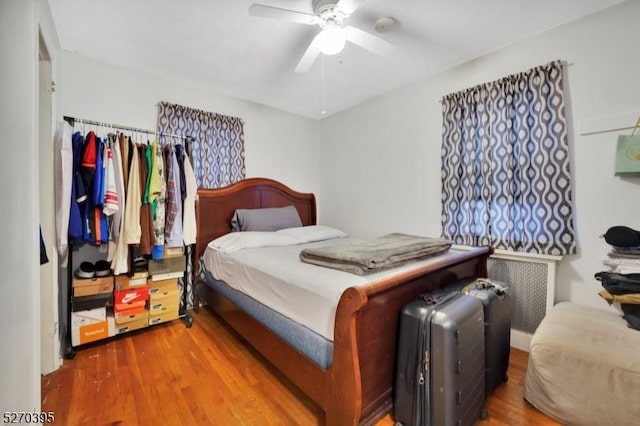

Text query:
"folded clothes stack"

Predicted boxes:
[[597, 225, 640, 329], [602, 225, 640, 273], [75, 260, 111, 279]]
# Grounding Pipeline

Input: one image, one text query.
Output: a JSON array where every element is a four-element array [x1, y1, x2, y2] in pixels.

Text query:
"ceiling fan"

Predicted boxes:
[[249, 0, 396, 72]]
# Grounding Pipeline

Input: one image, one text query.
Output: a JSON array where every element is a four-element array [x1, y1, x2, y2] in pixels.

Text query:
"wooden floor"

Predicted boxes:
[[42, 309, 561, 425]]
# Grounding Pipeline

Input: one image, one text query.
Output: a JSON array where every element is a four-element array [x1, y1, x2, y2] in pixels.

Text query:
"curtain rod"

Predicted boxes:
[[63, 115, 194, 142], [438, 60, 574, 103]]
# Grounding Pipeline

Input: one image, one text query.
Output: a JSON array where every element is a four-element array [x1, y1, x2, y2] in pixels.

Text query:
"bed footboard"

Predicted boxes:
[[326, 246, 492, 425]]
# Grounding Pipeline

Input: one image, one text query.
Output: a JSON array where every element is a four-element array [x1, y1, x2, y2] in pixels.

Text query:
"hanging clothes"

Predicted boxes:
[[92, 136, 104, 207], [54, 120, 73, 266], [81, 130, 97, 245], [119, 133, 130, 190], [103, 140, 119, 216], [148, 141, 166, 259], [81, 131, 97, 195], [59, 120, 194, 272], [92, 136, 108, 245], [108, 134, 128, 275], [80, 132, 97, 243], [175, 144, 187, 201], [123, 144, 141, 245], [182, 151, 198, 246], [143, 144, 152, 205], [137, 144, 152, 255], [164, 144, 183, 247], [69, 131, 86, 245]]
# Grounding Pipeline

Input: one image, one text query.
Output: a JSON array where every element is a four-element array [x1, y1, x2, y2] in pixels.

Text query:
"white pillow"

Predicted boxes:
[[208, 231, 298, 254], [276, 225, 348, 244]]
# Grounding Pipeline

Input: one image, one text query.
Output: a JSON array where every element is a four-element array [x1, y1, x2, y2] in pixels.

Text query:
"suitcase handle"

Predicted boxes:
[[420, 291, 457, 306], [463, 278, 508, 296]]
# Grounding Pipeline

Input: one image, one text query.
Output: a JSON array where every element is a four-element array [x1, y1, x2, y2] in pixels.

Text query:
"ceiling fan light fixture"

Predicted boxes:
[[317, 24, 346, 55]]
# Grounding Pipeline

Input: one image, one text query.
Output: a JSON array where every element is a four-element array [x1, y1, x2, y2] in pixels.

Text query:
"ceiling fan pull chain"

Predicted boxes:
[[321, 54, 327, 115]]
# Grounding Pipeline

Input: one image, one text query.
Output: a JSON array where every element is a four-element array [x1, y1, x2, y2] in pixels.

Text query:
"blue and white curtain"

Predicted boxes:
[[441, 60, 576, 256], [157, 102, 245, 189], [157, 102, 246, 309]]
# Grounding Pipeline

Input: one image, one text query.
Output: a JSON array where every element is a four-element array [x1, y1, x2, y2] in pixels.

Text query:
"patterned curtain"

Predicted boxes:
[[441, 60, 576, 256], [157, 102, 245, 310], [157, 102, 245, 188]]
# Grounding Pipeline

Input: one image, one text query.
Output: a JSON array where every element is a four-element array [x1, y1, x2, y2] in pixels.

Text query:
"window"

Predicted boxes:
[[440, 61, 576, 256]]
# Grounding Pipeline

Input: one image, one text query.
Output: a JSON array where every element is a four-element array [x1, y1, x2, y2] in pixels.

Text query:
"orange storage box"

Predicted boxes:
[[114, 301, 146, 316], [114, 285, 149, 305], [71, 307, 109, 346]]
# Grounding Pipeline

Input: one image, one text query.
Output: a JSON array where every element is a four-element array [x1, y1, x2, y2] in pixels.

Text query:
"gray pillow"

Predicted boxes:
[[231, 205, 303, 232]]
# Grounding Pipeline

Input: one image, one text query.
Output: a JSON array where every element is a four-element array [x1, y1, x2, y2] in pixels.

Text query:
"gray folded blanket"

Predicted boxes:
[[299, 233, 452, 275]]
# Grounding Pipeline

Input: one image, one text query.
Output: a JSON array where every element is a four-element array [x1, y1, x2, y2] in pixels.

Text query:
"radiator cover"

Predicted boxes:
[[487, 256, 551, 334]]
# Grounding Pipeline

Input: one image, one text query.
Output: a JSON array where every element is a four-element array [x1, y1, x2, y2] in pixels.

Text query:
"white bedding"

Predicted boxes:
[[204, 232, 458, 341]]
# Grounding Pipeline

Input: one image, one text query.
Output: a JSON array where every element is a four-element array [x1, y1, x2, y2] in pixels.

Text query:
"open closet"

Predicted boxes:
[[59, 116, 196, 358]]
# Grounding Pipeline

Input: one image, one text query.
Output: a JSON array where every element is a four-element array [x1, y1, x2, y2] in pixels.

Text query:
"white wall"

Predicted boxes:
[[58, 52, 319, 195], [0, 0, 41, 413], [319, 1, 640, 309]]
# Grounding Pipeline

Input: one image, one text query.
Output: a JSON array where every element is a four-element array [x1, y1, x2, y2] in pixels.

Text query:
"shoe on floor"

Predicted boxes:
[[94, 260, 111, 277], [75, 261, 95, 279]]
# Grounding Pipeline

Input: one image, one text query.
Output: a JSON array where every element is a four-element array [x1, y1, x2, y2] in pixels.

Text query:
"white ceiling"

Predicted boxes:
[[49, 0, 625, 119]]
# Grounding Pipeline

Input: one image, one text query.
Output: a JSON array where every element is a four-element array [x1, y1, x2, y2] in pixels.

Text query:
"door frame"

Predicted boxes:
[[38, 19, 62, 375]]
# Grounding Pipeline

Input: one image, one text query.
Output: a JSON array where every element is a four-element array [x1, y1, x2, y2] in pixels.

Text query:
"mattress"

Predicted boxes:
[[204, 237, 375, 341], [201, 270, 334, 369], [203, 237, 461, 341]]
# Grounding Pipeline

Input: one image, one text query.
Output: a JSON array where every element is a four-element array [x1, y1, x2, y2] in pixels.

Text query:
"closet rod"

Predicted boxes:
[[63, 115, 194, 142]]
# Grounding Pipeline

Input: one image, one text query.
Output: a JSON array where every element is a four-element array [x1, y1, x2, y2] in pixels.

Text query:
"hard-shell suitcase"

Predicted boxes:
[[448, 278, 512, 394], [394, 292, 486, 426]]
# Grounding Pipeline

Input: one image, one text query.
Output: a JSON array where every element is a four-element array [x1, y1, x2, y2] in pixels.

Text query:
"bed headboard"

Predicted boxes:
[[195, 177, 317, 265]]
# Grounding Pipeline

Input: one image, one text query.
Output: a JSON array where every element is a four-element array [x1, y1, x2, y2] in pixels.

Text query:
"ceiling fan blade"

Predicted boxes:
[[249, 4, 318, 25], [295, 34, 322, 73], [335, 0, 365, 17], [344, 26, 396, 58]]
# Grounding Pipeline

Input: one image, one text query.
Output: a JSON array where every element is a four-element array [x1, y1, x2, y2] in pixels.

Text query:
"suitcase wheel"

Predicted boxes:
[[480, 409, 489, 420]]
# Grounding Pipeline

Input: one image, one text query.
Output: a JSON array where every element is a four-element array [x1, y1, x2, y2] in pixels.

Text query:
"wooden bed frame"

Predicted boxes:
[[193, 177, 493, 425]]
